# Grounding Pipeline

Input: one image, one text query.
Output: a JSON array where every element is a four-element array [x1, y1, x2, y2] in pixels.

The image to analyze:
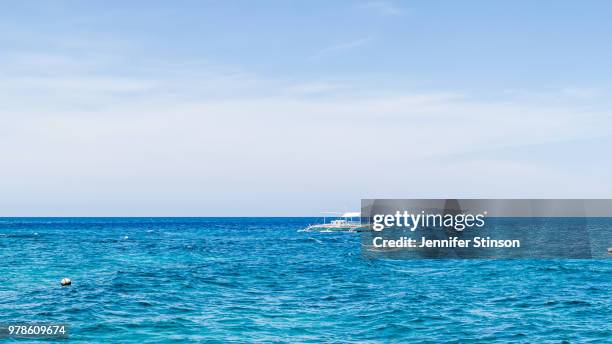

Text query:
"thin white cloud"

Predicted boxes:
[[358, 1, 405, 16], [1, 50, 611, 215], [311, 37, 372, 59], [560, 87, 600, 99]]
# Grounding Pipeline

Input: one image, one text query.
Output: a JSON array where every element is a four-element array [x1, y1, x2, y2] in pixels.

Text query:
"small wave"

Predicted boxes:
[[309, 237, 323, 244], [0, 233, 41, 239]]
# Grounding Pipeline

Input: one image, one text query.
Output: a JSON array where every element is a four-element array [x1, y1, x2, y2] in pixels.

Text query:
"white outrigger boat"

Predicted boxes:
[[302, 212, 368, 232]]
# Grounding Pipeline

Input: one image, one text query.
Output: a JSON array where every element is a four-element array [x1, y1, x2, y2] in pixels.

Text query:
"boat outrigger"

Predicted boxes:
[[302, 212, 368, 232]]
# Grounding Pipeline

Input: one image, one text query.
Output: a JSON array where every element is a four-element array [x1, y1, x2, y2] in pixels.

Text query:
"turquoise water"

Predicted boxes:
[[0, 218, 610, 343]]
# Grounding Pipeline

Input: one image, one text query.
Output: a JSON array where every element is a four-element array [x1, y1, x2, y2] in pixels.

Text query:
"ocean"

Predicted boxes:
[[0, 218, 610, 343]]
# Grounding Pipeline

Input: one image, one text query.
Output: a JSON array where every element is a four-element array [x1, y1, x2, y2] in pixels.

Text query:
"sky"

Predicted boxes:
[[1, 0, 611, 216]]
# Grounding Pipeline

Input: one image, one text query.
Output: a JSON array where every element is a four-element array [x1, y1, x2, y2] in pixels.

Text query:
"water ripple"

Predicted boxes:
[[0, 218, 610, 343]]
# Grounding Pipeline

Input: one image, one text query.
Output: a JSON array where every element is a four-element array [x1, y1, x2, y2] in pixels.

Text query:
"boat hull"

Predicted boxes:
[[301, 224, 369, 232]]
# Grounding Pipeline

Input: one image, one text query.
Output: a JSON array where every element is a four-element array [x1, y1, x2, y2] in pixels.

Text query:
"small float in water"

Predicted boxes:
[[301, 212, 368, 232]]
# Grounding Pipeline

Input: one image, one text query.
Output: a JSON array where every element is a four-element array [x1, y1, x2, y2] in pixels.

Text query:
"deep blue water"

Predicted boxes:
[[0, 218, 610, 343]]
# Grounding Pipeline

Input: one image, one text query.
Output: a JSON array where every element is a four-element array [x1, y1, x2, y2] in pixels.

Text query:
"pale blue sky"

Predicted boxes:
[[1, 1, 611, 215]]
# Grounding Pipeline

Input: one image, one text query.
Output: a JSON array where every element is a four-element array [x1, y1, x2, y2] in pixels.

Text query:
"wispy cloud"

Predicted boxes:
[[311, 37, 372, 59], [358, 1, 405, 16], [502, 86, 607, 103], [2, 50, 611, 214], [2, 24, 611, 215], [560, 87, 601, 99]]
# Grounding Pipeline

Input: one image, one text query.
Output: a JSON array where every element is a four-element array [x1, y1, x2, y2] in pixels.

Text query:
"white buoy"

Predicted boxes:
[[60, 278, 72, 286], [608, 247, 612, 254]]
